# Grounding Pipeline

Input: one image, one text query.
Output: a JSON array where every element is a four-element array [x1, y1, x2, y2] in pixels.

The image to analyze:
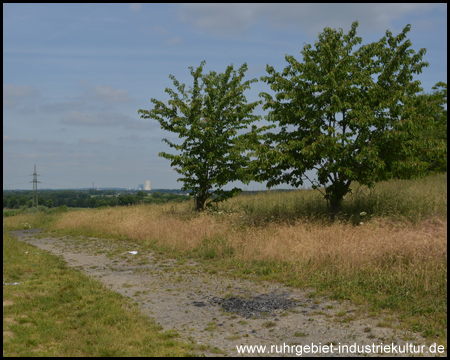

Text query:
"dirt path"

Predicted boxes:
[[11, 229, 441, 357]]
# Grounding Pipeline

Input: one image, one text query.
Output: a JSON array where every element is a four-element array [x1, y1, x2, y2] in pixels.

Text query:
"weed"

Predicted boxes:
[[294, 331, 308, 337], [262, 321, 276, 328]]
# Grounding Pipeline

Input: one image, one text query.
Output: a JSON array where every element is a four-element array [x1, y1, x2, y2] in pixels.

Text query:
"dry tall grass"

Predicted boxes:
[[52, 173, 447, 270], [16, 173, 446, 339], [52, 204, 446, 272]]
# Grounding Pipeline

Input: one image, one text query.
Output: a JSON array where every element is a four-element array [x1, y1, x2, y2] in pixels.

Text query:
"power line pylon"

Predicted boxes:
[[31, 164, 41, 207]]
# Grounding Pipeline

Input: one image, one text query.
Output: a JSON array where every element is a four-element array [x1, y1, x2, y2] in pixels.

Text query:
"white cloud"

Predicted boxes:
[[10, 152, 38, 159], [70, 152, 93, 159], [178, 4, 259, 37], [3, 84, 39, 108], [178, 3, 446, 37], [40, 101, 84, 114], [3, 135, 37, 144], [154, 25, 168, 35], [17, 104, 37, 115], [79, 137, 104, 144], [61, 111, 106, 126], [118, 134, 146, 142], [40, 85, 132, 115], [129, 3, 142, 12], [165, 37, 182, 46], [123, 120, 156, 130], [60, 110, 148, 129], [89, 85, 133, 104], [44, 152, 59, 158]]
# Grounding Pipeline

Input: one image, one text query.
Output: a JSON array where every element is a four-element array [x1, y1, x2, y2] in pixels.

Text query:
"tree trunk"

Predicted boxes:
[[326, 180, 351, 221], [195, 187, 208, 211], [195, 197, 206, 211], [329, 198, 342, 221]]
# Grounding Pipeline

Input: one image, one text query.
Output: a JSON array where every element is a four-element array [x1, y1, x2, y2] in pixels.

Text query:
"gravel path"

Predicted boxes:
[[11, 229, 443, 357]]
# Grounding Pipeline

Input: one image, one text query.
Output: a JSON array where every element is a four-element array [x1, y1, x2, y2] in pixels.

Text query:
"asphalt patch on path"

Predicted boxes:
[[211, 291, 299, 318]]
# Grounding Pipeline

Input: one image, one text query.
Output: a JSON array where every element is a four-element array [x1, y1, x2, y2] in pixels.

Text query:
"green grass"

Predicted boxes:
[[2, 230, 200, 357], [220, 172, 447, 225]]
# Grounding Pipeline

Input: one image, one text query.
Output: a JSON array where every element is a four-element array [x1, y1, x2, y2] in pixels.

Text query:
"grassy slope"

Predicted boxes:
[[2, 230, 200, 356], [3, 173, 447, 348]]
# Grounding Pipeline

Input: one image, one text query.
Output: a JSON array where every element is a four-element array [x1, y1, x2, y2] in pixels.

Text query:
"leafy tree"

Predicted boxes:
[[76, 198, 86, 208], [8, 196, 18, 209], [117, 195, 128, 206], [47, 199, 54, 208], [90, 197, 98, 208], [108, 198, 117, 207], [151, 191, 161, 199], [97, 198, 107, 207], [135, 191, 147, 203], [257, 21, 444, 218], [413, 82, 447, 173], [126, 194, 135, 206], [139, 61, 265, 210]]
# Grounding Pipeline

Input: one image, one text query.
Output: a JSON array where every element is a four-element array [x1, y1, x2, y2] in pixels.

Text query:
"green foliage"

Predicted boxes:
[[139, 61, 267, 210], [3, 190, 94, 209], [46, 199, 54, 208], [257, 21, 444, 217], [89, 197, 98, 208], [97, 198, 107, 207], [413, 82, 447, 173], [117, 194, 135, 206], [135, 191, 147, 203]]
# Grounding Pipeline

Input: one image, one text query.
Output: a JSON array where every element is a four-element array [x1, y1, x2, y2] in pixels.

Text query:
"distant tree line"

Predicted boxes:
[[3, 190, 190, 209]]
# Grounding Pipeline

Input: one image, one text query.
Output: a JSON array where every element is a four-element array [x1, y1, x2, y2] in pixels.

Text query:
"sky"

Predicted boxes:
[[3, 3, 447, 191]]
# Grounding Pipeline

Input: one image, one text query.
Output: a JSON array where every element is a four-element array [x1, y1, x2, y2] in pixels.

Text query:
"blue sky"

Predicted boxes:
[[3, 3, 447, 190]]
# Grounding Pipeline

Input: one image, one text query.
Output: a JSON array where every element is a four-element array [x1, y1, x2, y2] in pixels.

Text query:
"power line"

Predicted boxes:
[[3, 169, 107, 191], [3, 182, 31, 186], [3, 175, 31, 179], [40, 182, 67, 188]]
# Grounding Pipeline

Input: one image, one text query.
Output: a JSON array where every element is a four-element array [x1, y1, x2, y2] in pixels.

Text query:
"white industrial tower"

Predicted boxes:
[[144, 180, 151, 191]]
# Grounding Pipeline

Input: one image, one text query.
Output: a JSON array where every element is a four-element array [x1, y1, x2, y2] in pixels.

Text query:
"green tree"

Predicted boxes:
[[47, 199, 54, 208], [117, 195, 127, 206], [98, 198, 107, 207], [90, 197, 98, 208], [151, 191, 161, 199], [139, 61, 265, 210], [135, 191, 147, 203], [413, 82, 447, 173], [76, 198, 86, 208], [108, 198, 117, 207], [257, 21, 444, 218], [8, 196, 18, 209], [126, 194, 135, 206]]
